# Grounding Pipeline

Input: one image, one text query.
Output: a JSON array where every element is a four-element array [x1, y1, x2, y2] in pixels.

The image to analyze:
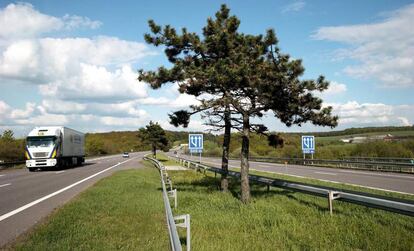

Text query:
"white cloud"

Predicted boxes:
[[0, 3, 100, 40], [325, 81, 347, 95], [11, 102, 36, 119], [327, 101, 413, 126], [0, 3, 61, 39], [316, 81, 347, 98], [313, 4, 414, 87], [282, 1, 306, 13], [138, 93, 200, 108], [0, 3, 155, 102], [0, 100, 67, 126], [158, 119, 209, 133], [38, 64, 148, 101], [0, 37, 155, 88], [0, 99, 150, 134], [0, 36, 154, 101], [62, 14, 102, 30], [39, 99, 147, 118], [397, 117, 411, 126]]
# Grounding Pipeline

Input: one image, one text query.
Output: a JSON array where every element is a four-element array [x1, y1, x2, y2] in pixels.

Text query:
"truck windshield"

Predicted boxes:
[[27, 137, 56, 148]]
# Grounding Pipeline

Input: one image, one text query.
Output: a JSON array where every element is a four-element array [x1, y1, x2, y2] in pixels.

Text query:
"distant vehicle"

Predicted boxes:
[[123, 152, 129, 158], [25, 126, 85, 171]]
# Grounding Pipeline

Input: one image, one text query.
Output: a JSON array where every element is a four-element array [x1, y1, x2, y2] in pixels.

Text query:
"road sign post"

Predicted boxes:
[[189, 134, 203, 163], [302, 136, 315, 163]]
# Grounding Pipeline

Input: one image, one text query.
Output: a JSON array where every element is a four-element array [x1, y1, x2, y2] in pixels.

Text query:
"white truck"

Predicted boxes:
[[25, 126, 85, 171]]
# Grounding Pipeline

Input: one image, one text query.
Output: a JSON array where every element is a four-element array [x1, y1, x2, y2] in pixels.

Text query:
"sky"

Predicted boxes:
[[0, 0, 413, 137]]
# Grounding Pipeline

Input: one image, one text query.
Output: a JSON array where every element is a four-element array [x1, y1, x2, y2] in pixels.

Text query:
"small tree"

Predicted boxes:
[[138, 121, 169, 158], [1, 129, 14, 141]]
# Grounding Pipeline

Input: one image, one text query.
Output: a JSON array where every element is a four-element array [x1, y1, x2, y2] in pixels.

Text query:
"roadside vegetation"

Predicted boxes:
[[163, 168, 414, 250], [9, 168, 169, 251], [0, 130, 25, 162], [196, 129, 414, 159]]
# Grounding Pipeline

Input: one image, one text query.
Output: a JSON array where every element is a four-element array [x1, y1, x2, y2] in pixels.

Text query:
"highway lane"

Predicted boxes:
[[173, 154, 414, 195], [0, 152, 147, 247]]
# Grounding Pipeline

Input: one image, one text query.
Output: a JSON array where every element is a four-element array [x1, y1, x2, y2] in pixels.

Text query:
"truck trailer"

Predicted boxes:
[[25, 126, 85, 171]]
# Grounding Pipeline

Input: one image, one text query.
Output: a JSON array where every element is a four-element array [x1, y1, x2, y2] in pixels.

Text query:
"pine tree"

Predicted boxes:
[[139, 5, 337, 202], [138, 121, 169, 158]]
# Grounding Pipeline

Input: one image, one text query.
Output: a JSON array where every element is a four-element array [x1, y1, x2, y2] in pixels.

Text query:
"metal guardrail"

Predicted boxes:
[[247, 157, 414, 173], [341, 156, 414, 163], [144, 156, 190, 251], [171, 156, 414, 217]]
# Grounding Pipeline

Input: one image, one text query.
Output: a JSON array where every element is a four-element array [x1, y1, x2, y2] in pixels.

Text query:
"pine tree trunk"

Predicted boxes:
[[152, 144, 156, 158], [240, 113, 250, 203], [221, 105, 231, 192]]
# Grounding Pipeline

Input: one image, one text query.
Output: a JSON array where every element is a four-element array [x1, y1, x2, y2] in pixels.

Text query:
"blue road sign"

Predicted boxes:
[[189, 134, 203, 152], [302, 135, 315, 154]]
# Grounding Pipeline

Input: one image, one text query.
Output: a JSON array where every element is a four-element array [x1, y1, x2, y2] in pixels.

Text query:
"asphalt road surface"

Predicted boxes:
[[174, 154, 414, 195], [0, 152, 147, 247]]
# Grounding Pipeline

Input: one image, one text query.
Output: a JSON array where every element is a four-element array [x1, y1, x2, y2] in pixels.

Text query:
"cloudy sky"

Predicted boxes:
[[0, 0, 413, 137]]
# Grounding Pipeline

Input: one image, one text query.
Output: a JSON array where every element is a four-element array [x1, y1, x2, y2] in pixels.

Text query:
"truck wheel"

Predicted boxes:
[[28, 168, 36, 172]]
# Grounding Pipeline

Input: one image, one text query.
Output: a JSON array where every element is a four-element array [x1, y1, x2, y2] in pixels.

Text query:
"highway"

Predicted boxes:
[[175, 154, 414, 195], [0, 152, 147, 248]]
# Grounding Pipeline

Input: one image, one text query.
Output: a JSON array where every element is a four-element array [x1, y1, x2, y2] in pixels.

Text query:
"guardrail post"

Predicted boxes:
[[167, 176, 173, 191], [168, 189, 177, 209], [328, 191, 340, 215], [174, 214, 191, 251]]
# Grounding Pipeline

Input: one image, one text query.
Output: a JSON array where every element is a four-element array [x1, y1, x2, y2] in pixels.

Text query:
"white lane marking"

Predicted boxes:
[[0, 183, 11, 188], [86, 155, 119, 162], [0, 157, 137, 222], [196, 159, 414, 196], [314, 171, 337, 176], [0, 174, 5, 177], [230, 159, 414, 179], [339, 170, 414, 179], [55, 171, 65, 174]]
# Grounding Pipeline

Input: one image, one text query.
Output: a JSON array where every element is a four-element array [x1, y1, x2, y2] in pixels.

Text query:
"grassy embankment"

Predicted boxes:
[[9, 168, 169, 251], [156, 152, 414, 249], [160, 157, 414, 250]]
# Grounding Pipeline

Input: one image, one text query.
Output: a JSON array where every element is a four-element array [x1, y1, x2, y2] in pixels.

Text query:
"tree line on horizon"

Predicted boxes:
[[1, 127, 413, 164]]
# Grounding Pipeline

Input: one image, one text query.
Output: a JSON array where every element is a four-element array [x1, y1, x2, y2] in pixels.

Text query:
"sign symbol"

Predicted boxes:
[[189, 134, 203, 153], [302, 136, 315, 154]]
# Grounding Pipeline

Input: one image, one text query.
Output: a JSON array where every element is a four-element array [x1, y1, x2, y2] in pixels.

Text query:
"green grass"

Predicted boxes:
[[155, 152, 177, 166], [10, 167, 169, 251], [168, 169, 414, 250], [246, 168, 414, 201]]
